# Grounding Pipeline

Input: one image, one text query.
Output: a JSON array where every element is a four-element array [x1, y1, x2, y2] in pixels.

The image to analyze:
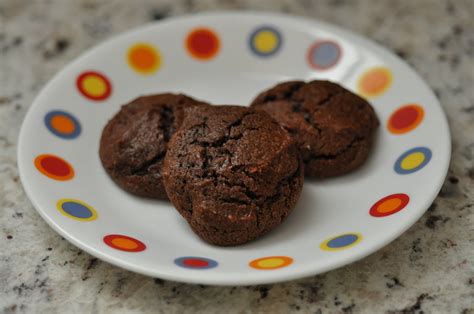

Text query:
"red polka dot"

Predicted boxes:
[[174, 256, 218, 269], [34, 154, 74, 181], [41, 157, 70, 176], [183, 258, 209, 268], [388, 104, 424, 134], [186, 28, 220, 60], [391, 107, 417, 128]]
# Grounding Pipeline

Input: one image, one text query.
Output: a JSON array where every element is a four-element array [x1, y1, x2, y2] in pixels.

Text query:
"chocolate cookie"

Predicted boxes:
[[99, 93, 207, 199], [251, 80, 379, 178], [163, 105, 304, 246]]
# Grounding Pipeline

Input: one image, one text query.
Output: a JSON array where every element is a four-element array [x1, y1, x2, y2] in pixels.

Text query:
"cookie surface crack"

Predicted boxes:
[[308, 136, 363, 161], [131, 151, 166, 176], [159, 105, 175, 141]]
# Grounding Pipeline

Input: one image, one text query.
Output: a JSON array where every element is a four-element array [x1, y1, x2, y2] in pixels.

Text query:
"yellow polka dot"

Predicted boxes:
[[249, 256, 293, 270], [81, 75, 107, 97], [257, 258, 285, 268], [401, 152, 425, 170], [254, 31, 278, 53], [111, 238, 139, 250], [377, 198, 402, 213]]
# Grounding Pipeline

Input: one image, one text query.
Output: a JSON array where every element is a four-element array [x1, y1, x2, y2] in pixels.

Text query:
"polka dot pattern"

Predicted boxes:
[[44, 110, 81, 139], [358, 66, 392, 97], [249, 256, 293, 270], [76, 71, 112, 101], [34, 22, 438, 274], [35, 154, 74, 181], [307, 40, 342, 70], [185, 28, 220, 60], [174, 256, 218, 269], [57, 199, 97, 221], [249, 26, 282, 57], [370, 194, 410, 217], [394, 147, 432, 175], [104, 234, 146, 252], [320, 233, 362, 251], [388, 104, 424, 134], [127, 43, 162, 74]]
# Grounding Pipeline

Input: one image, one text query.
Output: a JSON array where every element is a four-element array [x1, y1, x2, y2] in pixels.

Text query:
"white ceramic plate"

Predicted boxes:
[[18, 12, 450, 285]]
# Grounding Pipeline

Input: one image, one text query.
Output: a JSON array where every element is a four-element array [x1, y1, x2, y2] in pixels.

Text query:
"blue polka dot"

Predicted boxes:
[[327, 234, 358, 248], [61, 202, 93, 219], [174, 256, 218, 269], [44, 110, 81, 139], [308, 41, 341, 69], [394, 147, 432, 175]]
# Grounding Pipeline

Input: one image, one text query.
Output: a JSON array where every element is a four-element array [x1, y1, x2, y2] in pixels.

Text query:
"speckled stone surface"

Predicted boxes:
[[1, 0, 473, 313]]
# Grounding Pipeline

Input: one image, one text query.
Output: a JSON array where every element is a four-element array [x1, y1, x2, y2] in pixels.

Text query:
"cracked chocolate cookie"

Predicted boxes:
[[251, 80, 379, 178], [99, 93, 207, 199], [163, 105, 304, 246]]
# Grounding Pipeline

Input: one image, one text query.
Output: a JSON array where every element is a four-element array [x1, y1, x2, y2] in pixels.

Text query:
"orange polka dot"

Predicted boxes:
[[111, 238, 138, 250], [44, 110, 81, 139], [50, 115, 75, 134], [128, 43, 161, 74], [358, 67, 392, 97], [103, 234, 146, 252], [370, 194, 410, 217], [377, 198, 402, 213]]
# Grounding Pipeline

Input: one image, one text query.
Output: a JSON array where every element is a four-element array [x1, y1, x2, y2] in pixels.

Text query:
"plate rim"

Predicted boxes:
[[17, 10, 451, 286]]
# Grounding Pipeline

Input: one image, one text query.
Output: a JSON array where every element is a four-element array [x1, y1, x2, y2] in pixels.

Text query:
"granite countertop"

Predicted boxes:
[[1, 0, 473, 313]]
